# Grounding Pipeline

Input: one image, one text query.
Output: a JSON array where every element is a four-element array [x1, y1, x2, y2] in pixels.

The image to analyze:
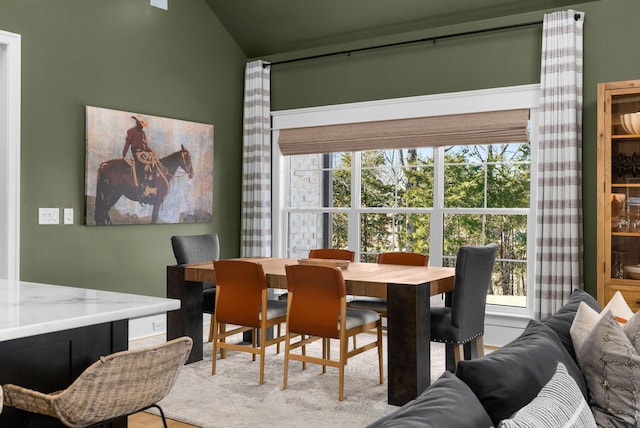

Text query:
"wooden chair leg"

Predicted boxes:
[[454, 343, 463, 365], [463, 337, 483, 361], [463, 342, 472, 360], [476, 336, 485, 358], [252, 329, 257, 362], [211, 318, 219, 375], [444, 343, 458, 372], [322, 338, 327, 374], [259, 324, 266, 385], [302, 334, 307, 370], [207, 313, 215, 342], [219, 323, 227, 359], [377, 320, 384, 384], [283, 331, 290, 391], [339, 336, 347, 401]]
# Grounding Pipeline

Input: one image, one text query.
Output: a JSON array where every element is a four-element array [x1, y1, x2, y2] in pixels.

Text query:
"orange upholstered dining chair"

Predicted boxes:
[[279, 248, 355, 302], [211, 260, 287, 385], [308, 248, 355, 262], [349, 251, 429, 317], [282, 263, 383, 401]]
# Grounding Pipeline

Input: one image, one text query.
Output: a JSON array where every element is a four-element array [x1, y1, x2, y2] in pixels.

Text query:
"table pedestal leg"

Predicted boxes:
[[387, 281, 431, 406], [167, 265, 203, 363]]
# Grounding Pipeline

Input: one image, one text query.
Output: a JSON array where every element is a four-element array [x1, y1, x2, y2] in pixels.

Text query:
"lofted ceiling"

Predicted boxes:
[[204, 0, 587, 58]]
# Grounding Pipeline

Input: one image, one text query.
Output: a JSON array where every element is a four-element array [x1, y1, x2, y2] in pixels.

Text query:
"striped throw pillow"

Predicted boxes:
[[498, 362, 596, 428]]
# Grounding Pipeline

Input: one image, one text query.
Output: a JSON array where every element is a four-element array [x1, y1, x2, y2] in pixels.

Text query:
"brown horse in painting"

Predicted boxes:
[[95, 145, 194, 225]]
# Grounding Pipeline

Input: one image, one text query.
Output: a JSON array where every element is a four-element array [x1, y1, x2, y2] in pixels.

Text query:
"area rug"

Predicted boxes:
[[137, 334, 447, 428]]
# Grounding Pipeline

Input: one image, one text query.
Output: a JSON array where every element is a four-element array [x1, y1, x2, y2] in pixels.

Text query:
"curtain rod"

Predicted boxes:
[[265, 13, 580, 67]]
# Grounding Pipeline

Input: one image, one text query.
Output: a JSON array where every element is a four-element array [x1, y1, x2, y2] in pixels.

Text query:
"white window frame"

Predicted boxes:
[[272, 84, 538, 345]]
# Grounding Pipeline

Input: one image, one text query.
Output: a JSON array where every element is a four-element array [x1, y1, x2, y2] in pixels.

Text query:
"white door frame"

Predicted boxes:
[[0, 29, 21, 280]]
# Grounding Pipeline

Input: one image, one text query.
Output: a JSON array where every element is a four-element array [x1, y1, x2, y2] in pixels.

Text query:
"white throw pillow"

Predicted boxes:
[[498, 362, 596, 428], [570, 292, 635, 366], [603, 291, 634, 323], [569, 302, 601, 367]]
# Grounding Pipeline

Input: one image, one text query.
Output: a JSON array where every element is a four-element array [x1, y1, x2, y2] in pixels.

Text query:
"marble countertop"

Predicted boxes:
[[0, 279, 180, 341]]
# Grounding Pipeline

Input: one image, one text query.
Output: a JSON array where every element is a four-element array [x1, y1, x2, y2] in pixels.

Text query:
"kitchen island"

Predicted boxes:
[[0, 279, 180, 427]]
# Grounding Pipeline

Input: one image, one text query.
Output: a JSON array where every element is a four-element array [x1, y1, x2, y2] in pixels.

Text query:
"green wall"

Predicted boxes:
[[263, 0, 640, 298], [2, 0, 639, 300], [0, 0, 246, 296]]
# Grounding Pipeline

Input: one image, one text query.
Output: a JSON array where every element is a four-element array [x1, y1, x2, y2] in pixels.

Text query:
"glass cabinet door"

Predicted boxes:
[[609, 91, 640, 282]]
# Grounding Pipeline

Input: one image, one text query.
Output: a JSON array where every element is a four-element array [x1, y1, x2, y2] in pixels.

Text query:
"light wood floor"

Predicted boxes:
[[129, 412, 199, 428]]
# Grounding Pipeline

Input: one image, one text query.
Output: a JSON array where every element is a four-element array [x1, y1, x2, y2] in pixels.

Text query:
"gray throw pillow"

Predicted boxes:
[[539, 288, 601, 362], [367, 371, 492, 428], [456, 320, 587, 426], [498, 362, 596, 428], [623, 309, 640, 351], [578, 310, 640, 427]]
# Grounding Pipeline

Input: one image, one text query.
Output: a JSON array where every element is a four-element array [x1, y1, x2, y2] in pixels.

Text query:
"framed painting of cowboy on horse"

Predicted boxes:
[[84, 106, 214, 225]]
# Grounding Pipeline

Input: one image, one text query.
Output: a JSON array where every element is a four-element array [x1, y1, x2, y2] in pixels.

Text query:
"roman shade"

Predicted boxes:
[[277, 108, 530, 155]]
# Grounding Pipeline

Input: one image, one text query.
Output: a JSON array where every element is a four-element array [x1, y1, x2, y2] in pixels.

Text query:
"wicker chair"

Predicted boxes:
[[2, 336, 193, 428]]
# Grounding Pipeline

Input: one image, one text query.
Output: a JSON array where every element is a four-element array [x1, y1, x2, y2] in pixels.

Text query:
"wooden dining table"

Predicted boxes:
[[166, 257, 455, 406]]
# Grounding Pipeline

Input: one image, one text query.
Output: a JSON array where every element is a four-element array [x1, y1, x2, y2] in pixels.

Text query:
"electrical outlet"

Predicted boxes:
[[38, 208, 59, 225], [63, 208, 73, 225], [152, 320, 164, 331]]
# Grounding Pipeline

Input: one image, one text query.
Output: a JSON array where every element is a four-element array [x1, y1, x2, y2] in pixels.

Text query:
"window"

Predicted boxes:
[[273, 85, 539, 313]]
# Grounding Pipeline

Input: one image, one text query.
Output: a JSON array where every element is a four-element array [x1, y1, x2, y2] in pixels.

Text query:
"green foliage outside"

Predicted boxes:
[[326, 143, 530, 300]]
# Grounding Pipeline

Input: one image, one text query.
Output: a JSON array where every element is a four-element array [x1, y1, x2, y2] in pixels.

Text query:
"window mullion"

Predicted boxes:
[[430, 147, 445, 266], [350, 151, 362, 259]]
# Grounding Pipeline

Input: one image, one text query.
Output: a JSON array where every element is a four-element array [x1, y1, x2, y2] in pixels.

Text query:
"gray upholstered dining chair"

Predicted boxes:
[[171, 233, 220, 342], [430, 243, 499, 372], [2, 336, 192, 428]]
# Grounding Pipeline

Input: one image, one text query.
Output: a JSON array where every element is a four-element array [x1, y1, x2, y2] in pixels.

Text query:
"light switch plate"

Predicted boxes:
[[150, 0, 168, 10], [64, 208, 73, 225], [39, 208, 59, 225]]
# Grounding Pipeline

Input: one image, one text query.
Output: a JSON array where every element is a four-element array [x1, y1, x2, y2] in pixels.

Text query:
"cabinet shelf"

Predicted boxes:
[[613, 134, 640, 140], [612, 183, 640, 188], [612, 231, 640, 237], [610, 278, 640, 285]]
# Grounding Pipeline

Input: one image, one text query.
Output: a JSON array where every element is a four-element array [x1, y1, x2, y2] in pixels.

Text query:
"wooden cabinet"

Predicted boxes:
[[597, 80, 640, 307]]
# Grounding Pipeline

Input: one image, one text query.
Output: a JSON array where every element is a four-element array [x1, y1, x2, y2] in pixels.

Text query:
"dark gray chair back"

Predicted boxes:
[[450, 243, 499, 338], [171, 234, 220, 265], [171, 234, 220, 316]]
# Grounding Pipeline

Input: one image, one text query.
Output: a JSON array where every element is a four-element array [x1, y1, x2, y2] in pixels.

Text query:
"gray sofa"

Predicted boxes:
[[368, 289, 601, 427]]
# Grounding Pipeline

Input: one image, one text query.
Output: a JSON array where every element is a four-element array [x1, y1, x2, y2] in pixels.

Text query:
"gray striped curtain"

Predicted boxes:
[[241, 60, 271, 257], [535, 10, 584, 319]]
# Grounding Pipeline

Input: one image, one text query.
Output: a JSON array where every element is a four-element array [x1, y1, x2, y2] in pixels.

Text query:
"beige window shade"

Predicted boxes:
[[277, 109, 530, 155]]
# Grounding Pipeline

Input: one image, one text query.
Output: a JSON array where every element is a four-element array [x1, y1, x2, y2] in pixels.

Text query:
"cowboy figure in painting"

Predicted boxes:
[[121, 115, 158, 204]]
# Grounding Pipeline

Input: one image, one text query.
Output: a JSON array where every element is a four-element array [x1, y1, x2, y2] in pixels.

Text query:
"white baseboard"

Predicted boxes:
[[129, 306, 530, 347], [484, 311, 531, 347], [129, 314, 168, 340]]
